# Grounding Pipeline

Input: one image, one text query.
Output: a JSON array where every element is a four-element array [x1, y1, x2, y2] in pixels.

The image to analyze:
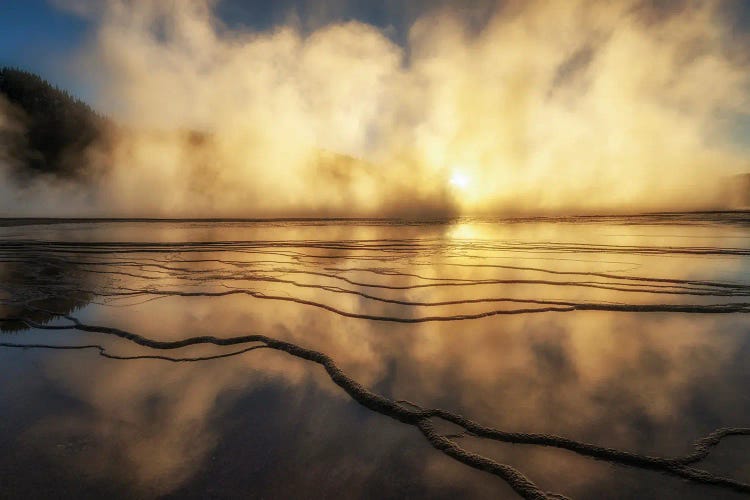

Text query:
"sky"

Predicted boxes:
[[4, 0, 744, 98], [1, 0, 750, 217], [0, 1, 748, 105], [0, 0, 484, 104], [1, 0, 93, 98]]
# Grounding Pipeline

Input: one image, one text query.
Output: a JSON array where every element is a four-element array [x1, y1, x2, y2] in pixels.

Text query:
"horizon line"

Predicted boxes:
[[1, 210, 749, 225]]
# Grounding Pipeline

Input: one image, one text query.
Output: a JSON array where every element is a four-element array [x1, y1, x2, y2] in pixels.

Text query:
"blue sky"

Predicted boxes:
[[1, 0, 749, 151], [0, 0, 459, 101], [1, 0, 93, 97], [2, 0, 749, 96], [0, 0, 402, 85]]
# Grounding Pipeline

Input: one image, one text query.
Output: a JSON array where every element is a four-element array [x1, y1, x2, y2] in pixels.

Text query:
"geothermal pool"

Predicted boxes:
[[1, 215, 749, 499]]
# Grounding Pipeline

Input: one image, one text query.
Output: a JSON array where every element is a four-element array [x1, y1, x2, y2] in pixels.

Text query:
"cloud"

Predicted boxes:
[[3, 0, 749, 216]]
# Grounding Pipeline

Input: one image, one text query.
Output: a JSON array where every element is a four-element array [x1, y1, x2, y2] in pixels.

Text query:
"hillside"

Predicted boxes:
[[0, 67, 109, 179]]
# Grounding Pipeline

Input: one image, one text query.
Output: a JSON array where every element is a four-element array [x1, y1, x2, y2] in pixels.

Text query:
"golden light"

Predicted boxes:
[[449, 169, 471, 190]]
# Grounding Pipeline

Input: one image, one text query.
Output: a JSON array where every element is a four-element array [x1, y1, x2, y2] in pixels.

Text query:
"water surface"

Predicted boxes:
[[1, 214, 750, 499]]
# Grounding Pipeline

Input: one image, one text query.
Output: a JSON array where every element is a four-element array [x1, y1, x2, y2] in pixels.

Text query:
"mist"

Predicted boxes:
[[2, 0, 749, 217]]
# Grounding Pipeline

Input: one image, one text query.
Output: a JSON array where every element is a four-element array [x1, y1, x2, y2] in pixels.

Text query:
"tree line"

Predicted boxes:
[[0, 67, 109, 179]]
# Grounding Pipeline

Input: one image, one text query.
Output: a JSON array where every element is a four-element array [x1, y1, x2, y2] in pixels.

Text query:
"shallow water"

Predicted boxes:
[[1, 214, 750, 499]]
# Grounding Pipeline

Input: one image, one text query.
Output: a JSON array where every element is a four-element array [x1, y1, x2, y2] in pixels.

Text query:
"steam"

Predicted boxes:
[[2, 0, 750, 217]]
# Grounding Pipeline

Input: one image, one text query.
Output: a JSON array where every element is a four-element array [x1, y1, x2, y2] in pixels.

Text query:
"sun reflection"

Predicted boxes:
[[447, 222, 483, 240]]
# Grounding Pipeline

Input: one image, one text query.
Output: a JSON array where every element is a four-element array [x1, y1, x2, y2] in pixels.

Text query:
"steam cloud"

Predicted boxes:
[[1, 0, 749, 217]]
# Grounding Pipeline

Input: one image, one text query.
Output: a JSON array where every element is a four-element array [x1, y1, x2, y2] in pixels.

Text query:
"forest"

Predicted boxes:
[[0, 67, 108, 180]]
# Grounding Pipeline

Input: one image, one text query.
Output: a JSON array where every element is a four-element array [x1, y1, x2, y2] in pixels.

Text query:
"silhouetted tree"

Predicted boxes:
[[0, 67, 109, 179]]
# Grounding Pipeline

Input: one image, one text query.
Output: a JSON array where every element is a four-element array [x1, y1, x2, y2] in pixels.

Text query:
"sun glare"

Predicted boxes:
[[449, 170, 471, 190]]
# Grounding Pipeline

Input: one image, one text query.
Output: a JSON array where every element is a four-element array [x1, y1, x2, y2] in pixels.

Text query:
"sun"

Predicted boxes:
[[449, 169, 471, 190]]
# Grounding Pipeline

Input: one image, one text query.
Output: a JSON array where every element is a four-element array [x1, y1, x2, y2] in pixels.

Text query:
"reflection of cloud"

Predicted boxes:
[[2, 219, 750, 497], [15, 304, 748, 498]]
